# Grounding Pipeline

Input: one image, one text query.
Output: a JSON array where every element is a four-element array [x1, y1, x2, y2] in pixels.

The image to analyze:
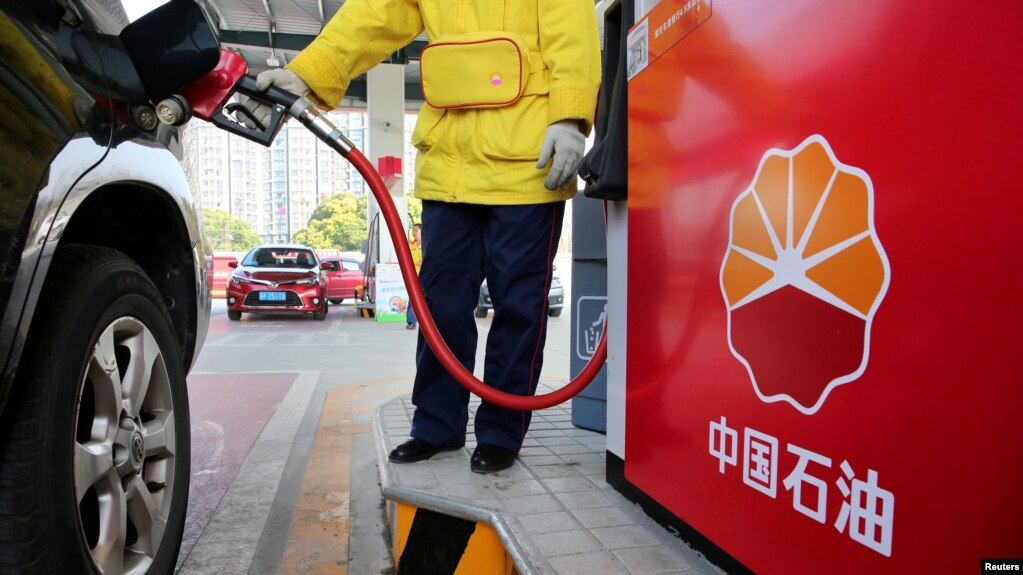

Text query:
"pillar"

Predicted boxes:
[[366, 63, 407, 265]]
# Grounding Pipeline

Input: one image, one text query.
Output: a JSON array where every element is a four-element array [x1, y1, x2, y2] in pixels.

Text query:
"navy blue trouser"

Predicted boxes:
[[406, 302, 417, 326], [410, 200, 565, 453]]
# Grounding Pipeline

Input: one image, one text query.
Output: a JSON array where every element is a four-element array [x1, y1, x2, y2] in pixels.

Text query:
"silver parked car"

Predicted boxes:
[[475, 266, 565, 318], [0, 2, 214, 573]]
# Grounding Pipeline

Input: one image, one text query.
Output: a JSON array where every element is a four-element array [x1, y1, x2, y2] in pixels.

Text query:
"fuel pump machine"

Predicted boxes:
[[605, 0, 1023, 573]]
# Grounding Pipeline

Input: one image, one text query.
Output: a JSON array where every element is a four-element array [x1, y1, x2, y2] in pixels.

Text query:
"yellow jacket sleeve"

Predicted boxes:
[[287, 0, 423, 109], [538, 0, 602, 132]]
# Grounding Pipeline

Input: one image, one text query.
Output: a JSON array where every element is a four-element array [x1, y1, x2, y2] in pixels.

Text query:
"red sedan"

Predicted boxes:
[[226, 245, 331, 320], [320, 256, 365, 304]]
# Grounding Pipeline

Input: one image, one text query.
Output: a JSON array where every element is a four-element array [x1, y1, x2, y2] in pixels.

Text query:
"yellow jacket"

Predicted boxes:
[[288, 0, 601, 206]]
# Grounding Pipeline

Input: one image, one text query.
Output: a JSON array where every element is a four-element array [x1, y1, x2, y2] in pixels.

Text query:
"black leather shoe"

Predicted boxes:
[[470, 444, 517, 474], [389, 438, 462, 463]]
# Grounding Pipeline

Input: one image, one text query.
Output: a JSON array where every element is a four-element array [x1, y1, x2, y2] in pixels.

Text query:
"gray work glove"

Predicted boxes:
[[238, 68, 310, 130], [536, 120, 585, 190]]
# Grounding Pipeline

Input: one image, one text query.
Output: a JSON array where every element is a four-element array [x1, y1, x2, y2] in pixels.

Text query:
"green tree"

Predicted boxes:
[[292, 192, 368, 250], [202, 208, 260, 252]]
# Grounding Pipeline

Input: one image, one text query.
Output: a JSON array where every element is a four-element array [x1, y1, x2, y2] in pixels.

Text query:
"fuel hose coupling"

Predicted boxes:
[[288, 99, 354, 158]]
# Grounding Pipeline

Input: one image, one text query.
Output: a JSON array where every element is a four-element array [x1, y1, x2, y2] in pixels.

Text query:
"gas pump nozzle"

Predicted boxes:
[[169, 51, 357, 157], [206, 75, 296, 147], [159, 51, 318, 148]]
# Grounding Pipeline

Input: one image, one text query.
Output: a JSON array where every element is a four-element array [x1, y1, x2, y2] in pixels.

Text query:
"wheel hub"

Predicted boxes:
[[114, 418, 145, 479], [130, 432, 144, 468]]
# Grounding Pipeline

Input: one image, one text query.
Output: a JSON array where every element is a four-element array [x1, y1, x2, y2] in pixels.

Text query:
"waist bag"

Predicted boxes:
[[420, 33, 536, 109]]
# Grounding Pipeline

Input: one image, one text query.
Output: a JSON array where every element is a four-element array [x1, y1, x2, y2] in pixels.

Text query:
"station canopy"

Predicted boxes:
[[200, 0, 426, 106]]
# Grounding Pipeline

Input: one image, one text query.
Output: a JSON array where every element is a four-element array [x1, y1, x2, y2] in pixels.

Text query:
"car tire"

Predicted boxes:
[[313, 307, 327, 320], [328, 299, 343, 305], [548, 308, 562, 317], [228, 310, 241, 321], [474, 306, 488, 318], [0, 244, 190, 575]]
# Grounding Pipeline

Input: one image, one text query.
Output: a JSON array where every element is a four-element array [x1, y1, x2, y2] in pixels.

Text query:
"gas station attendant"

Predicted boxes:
[[246, 0, 601, 473]]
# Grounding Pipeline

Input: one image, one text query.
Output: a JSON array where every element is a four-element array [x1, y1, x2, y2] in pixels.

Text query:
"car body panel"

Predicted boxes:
[[0, 136, 106, 383], [0, 1, 211, 415], [321, 257, 364, 301], [477, 270, 565, 314]]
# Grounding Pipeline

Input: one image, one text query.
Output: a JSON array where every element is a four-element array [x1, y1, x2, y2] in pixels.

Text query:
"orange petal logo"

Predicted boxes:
[[720, 135, 890, 415]]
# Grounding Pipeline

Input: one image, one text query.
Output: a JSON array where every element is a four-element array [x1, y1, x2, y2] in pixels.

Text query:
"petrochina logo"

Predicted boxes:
[[720, 135, 890, 415]]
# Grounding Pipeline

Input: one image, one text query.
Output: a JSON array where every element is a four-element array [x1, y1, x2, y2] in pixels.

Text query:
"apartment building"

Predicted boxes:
[[182, 111, 373, 243]]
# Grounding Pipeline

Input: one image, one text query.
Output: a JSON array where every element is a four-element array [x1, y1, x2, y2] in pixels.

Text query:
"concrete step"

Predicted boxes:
[[375, 388, 724, 575]]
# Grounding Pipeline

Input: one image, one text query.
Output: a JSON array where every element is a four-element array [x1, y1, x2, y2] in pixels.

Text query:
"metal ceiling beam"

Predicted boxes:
[[347, 78, 424, 102], [262, 0, 281, 65], [219, 30, 315, 51], [217, 30, 427, 60], [199, 0, 226, 29], [217, 24, 426, 103]]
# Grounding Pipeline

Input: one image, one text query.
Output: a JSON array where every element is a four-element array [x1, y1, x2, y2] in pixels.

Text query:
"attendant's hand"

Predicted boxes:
[[238, 68, 309, 129], [536, 120, 585, 190]]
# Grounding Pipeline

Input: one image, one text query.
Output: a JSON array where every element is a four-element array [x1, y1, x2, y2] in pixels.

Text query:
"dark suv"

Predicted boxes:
[[0, 2, 214, 573]]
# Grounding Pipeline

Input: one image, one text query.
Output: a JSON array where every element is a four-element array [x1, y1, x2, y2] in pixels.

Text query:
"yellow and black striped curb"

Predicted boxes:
[[391, 502, 514, 575], [374, 410, 541, 575]]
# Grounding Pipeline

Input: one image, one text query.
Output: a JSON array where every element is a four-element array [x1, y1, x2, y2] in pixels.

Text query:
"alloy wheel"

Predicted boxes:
[[73, 317, 177, 575]]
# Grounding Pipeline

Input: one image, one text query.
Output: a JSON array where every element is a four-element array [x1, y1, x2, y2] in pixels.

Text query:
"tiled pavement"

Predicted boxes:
[[375, 386, 725, 575]]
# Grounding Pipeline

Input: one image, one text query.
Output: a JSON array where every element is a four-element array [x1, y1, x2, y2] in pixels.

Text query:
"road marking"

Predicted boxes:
[[353, 387, 411, 399], [282, 385, 353, 574]]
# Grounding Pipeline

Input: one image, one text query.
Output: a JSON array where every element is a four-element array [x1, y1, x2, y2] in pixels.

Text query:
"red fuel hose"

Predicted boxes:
[[207, 79, 610, 411], [347, 147, 608, 410]]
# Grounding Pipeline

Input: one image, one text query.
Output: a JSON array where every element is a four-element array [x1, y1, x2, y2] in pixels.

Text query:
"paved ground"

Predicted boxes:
[[377, 391, 722, 575], [173, 256, 724, 574], [175, 256, 577, 573]]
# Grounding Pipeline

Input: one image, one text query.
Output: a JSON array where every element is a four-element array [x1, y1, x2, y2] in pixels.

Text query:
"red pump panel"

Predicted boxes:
[[626, 1, 1023, 573]]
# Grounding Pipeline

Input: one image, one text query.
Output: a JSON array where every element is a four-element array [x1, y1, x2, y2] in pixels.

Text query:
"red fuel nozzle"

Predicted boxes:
[[179, 50, 249, 122], [165, 51, 295, 146]]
